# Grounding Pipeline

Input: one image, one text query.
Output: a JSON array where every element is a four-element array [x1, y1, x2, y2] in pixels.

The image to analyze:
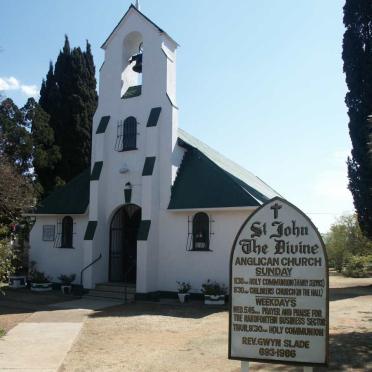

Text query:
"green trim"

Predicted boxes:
[[35, 169, 90, 214], [137, 220, 151, 241], [84, 221, 97, 240], [142, 157, 156, 176], [122, 85, 142, 99], [90, 161, 103, 181], [146, 107, 162, 127], [96, 116, 110, 134]]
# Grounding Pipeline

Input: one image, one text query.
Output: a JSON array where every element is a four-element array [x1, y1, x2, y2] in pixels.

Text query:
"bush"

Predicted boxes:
[[201, 279, 227, 296], [176, 281, 191, 293], [29, 262, 51, 283], [0, 240, 15, 284], [58, 274, 76, 285], [342, 255, 372, 278], [325, 214, 372, 272]]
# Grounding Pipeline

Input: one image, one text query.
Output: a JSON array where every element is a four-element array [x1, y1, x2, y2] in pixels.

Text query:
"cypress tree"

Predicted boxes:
[[343, 0, 372, 238], [39, 35, 97, 187]]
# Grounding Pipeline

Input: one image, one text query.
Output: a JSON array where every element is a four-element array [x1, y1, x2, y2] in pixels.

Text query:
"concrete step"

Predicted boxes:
[[86, 289, 135, 300], [84, 291, 135, 303], [95, 284, 136, 293]]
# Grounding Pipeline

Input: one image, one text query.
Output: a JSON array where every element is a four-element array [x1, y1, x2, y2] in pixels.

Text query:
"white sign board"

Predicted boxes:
[[229, 197, 328, 366]]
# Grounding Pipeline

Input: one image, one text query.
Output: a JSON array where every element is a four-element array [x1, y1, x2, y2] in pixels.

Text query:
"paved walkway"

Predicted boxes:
[[0, 298, 122, 372]]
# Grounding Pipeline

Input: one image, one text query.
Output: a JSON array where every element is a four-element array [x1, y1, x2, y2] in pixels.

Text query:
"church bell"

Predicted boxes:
[[129, 53, 142, 73], [129, 42, 143, 74]]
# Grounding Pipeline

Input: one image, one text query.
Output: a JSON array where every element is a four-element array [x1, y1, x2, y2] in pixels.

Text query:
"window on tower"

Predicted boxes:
[[115, 116, 137, 151]]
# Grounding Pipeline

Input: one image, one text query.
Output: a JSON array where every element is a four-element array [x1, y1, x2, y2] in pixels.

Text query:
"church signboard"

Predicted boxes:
[[229, 197, 328, 367]]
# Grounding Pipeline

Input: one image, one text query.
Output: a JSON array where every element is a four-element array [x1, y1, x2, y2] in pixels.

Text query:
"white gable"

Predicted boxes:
[[101, 5, 178, 51]]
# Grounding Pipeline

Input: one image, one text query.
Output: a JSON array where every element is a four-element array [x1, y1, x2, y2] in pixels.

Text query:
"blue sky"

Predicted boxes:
[[0, 0, 352, 232]]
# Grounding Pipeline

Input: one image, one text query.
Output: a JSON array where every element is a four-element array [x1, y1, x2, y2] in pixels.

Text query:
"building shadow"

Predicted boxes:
[[329, 285, 372, 301], [88, 300, 227, 320]]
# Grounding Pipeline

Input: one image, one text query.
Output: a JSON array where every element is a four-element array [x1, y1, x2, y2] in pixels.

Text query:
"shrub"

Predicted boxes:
[[325, 214, 372, 272], [176, 281, 191, 293], [0, 240, 15, 284], [201, 279, 227, 296], [58, 274, 76, 285], [342, 255, 372, 278], [29, 262, 51, 283]]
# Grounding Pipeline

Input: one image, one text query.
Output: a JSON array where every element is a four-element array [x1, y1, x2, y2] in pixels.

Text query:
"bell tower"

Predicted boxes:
[[83, 4, 180, 291]]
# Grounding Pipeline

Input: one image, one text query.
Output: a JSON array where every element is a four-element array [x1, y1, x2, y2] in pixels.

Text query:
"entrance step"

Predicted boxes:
[[84, 290, 134, 302], [83, 282, 136, 303], [95, 283, 136, 294]]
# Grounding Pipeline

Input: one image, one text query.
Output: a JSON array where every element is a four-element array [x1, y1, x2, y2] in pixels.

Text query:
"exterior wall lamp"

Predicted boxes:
[[124, 182, 132, 204]]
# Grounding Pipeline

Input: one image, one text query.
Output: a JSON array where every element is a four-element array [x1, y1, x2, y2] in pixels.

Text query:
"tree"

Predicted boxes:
[[0, 157, 35, 280], [39, 36, 98, 186], [22, 98, 61, 195], [325, 214, 372, 272], [0, 98, 33, 175], [343, 0, 372, 238]]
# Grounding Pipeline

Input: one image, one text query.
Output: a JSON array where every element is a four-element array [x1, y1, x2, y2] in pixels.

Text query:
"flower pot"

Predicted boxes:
[[204, 294, 225, 305], [178, 293, 189, 303], [31, 282, 52, 292], [8, 275, 27, 288], [61, 285, 72, 295]]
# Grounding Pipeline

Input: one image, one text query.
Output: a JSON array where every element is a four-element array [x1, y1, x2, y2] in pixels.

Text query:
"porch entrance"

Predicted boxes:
[[109, 204, 141, 283]]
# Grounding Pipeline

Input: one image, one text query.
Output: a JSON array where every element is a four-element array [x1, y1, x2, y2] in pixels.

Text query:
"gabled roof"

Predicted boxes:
[[34, 168, 90, 215], [168, 129, 281, 210], [32, 129, 280, 215], [101, 4, 179, 50]]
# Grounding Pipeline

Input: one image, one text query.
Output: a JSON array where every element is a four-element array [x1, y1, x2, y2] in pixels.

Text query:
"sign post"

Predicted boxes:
[[229, 197, 328, 368]]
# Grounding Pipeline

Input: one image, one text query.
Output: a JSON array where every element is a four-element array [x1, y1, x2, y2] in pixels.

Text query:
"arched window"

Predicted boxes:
[[192, 212, 210, 251], [61, 216, 73, 248], [122, 116, 137, 151]]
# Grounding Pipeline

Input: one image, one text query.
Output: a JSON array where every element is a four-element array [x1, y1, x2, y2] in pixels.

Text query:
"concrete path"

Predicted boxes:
[[0, 298, 122, 372]]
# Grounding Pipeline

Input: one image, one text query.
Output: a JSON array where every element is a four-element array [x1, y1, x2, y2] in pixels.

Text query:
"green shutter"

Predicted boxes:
[[122, 85, 142, 99], [84, 221, 97, 240], [90, 161, 103, 181], [142, 157, 156, 176], [146, 107, 162, 127], [96, 116, 110, 134], [137, 220, 151, 241]]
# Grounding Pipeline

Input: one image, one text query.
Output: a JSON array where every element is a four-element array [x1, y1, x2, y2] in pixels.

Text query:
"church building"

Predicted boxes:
[[29, 3, 280, 299]]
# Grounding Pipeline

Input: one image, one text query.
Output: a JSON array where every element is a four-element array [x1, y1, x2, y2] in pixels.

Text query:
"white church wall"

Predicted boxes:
[[29, 214, 88, 284], [157, 209, 254, 294], [87, 7, 179, 291]]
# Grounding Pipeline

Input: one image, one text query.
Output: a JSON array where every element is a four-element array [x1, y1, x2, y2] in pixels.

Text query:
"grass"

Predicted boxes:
[[0, 329, 6, 337]]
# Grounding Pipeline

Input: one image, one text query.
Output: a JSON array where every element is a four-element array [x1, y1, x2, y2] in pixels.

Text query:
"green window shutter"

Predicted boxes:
[[137, 220, 151, 241], [90, 161, 103, 181], [142, 157, 156, 176], [84, 221, 97, 240], [122, 85, 142, 99], [146, 107, 162, 127], [96, 116, 110, 134]]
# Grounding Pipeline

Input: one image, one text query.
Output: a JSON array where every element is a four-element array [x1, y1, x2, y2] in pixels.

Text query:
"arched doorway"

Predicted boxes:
[[109, 204, 141, 283]]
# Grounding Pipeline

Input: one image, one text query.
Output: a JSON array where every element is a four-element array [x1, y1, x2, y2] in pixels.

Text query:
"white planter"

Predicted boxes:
[[31, 282, 53, 292], [204, 295, 225, 305], [178, 293, 189, 303], [61, 285, 72, 294], [8, 276, 27, 288]]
